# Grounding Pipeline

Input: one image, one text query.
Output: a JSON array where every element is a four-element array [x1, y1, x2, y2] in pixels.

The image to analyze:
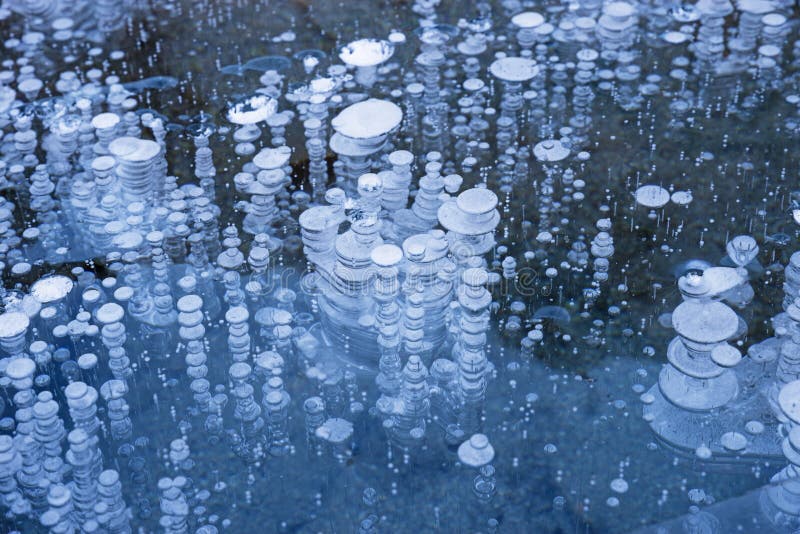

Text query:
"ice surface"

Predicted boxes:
[[0, 1, 799, 532]]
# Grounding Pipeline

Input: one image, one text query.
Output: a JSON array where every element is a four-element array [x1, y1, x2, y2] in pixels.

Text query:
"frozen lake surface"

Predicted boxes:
[[0, 0, 800, 532]]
